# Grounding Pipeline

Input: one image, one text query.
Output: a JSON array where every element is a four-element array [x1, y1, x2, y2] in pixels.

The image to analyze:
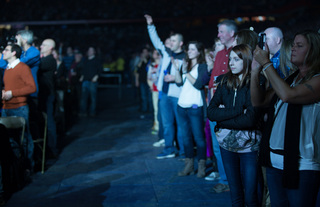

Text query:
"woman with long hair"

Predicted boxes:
[[208, 44, 264, 206], [251, 30, 320, 207], [173, 41, 210, 178]]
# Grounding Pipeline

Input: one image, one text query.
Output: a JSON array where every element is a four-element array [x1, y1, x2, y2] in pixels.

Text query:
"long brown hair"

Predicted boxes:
[[221, 44, 252, 90], [185, 41, 206, 72], [294, 30, 320, 82]]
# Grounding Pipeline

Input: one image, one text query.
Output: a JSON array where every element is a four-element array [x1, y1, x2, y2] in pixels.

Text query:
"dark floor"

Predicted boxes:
[[4, 86, 232, 207]]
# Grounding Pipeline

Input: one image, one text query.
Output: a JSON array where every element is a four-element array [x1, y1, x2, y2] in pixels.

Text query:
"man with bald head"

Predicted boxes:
[[264, 27, 287, 78], [39, 38, 58, 157]]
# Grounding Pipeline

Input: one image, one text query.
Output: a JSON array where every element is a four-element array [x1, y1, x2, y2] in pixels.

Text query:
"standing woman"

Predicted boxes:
[[208, 44, 263, 206], [173, 41, 210, 178], [251, 30, 320, 207]]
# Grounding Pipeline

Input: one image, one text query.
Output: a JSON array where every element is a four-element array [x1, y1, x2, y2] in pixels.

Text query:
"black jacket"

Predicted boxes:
[[207, 74, 264, 131]]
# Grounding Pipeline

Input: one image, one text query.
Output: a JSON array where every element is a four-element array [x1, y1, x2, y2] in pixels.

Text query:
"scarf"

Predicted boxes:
[[259, 71, 302, 189]]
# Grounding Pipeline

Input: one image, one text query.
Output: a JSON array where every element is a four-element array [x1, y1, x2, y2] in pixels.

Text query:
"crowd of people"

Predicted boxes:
[[0, 29, 103, 205], [0, 3, 319, 205], [135, 13, 320, 207]]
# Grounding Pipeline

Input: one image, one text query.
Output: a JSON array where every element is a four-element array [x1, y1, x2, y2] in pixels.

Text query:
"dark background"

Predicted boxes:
[[0, 0, 319, 64]]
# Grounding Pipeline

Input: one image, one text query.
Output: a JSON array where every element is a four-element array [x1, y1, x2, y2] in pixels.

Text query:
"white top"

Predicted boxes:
[[270, 74, 320, 171], [178, 64, 203, 108]]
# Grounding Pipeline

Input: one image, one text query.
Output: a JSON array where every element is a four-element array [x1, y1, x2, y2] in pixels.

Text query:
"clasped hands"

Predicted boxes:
[[2, 90, 12, 101]]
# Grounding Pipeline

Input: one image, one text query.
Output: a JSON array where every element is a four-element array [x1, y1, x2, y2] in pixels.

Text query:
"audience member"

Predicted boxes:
[[15, 30, 41, 142], [206, 19, 238, 193], [38, 39, 58, 157], [147, 49, 161, 133], [235, 29, 258, 50], [208, 44, 264, 206], [264, 27, 288, 79], [144, 14, 186, 159], [1, 44, 36, 175], [174, 41, 209, 178], [135, 47, 152, 113], [79, 46, 102, 117], [251, 30, 320, 207]]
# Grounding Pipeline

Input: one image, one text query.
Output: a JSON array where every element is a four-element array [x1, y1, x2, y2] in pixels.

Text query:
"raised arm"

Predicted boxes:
[[253, 45, 320, 105]]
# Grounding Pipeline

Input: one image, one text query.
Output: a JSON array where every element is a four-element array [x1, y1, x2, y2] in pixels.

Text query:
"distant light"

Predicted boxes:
[[249, 27, 254, 31], [258, 16, 264, 21]]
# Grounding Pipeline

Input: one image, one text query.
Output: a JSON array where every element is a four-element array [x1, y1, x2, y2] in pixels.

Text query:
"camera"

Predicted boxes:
[[258, 33, 266, 50]]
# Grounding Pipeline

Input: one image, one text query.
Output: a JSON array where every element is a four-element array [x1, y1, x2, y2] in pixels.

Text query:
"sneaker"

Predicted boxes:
[[156, 151, 175, 159], [153, 139, 165, 147], [205, 171, 221, 181], [210, 183, 230, 193]]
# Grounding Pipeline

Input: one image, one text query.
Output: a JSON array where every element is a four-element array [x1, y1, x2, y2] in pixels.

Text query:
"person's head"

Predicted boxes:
[[186, 41, 205, 71], [16, 30, 34, 47], [214, 38, 225, 53], [235, 29, 258, 50], [279, 38, 297, 78], [87, 47, 96, 58], [264, 27, 283, 55], [152, 49, 160, 61], [170, 33, 183, 53], [223, 44, 252, 89], [164, 37, 171, 49], [140, 47, 150, 59], [2, 44, 22, 62], [40, 39, 55, 56], [74, 51, 83, 62], [291, 30, 320, 81], [217, 20, 238, 49], [66, 46, 73, 56]]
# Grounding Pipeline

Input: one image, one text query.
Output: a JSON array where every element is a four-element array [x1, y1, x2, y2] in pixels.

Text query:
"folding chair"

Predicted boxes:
[[33, 112, 47, 174]]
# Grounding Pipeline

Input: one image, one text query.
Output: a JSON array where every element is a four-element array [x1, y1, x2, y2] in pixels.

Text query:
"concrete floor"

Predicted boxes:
[[4, 87, 232, 207]]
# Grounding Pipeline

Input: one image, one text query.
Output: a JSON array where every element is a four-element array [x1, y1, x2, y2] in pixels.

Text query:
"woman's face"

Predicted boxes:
[[187, 44, 200, 60], [229, 50, 244, 75], [291, 34, 310, 67]]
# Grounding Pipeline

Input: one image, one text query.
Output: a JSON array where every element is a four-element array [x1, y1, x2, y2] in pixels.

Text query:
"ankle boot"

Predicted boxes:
[[178, 158, 194, 176], [197, 159, 206, 178]]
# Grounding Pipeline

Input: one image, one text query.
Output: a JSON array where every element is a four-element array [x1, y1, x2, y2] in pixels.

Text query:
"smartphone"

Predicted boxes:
[[258, 33, 266, 50]]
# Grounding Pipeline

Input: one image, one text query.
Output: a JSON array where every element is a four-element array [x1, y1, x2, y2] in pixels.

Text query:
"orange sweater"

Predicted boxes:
[[2, 62, 36, 109]]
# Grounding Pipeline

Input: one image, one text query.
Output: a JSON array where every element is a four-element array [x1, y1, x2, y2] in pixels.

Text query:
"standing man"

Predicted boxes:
[[206, 20, 238, 193], [144, 14, 185, 159], [1, 44, 36, 172], [15, 30, 41, 140], [79, 47, 102, 117], [264, 27, 287, 78], [38, 39, 58, 157]]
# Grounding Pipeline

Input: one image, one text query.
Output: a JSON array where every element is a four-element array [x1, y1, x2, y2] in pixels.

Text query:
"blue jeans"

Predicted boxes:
[[177, 106, 206, 160], [139, 82, 152, 112], [46, 94, 57, 154], [220, 147, 259, 207], [1, 105, 34, 169], [157, 97, 164, 140], [266, 167, 320, 207], [80, 81, 98, 115], [159, 93, 184, 155], [209, 121, 228, 184]]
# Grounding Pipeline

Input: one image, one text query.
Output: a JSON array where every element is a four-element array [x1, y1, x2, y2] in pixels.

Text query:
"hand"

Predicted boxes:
[[2, 90, 12, 101], [164, 74, 175, 82], [144, 14, 153, 25], [251, 58, 262, 74], [171, 57, 179, 71], [181, 59, 188, 74], [253, 45, 270, 66], [79, 75, 84, 82]]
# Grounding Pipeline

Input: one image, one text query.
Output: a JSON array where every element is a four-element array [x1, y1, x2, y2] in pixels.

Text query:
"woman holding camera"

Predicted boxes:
[[251, 30, 320, 207]]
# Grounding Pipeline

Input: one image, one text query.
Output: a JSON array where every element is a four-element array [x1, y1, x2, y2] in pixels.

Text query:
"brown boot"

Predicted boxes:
[[197, 159, 206, 178], [178, 158, 194, 176]]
